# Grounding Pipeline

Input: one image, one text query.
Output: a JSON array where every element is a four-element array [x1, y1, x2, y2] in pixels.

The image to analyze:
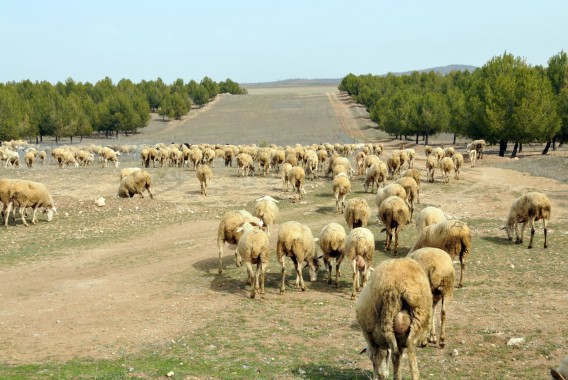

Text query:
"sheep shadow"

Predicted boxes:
[[290, 364, 370, 380], [313, 205, 336, 214], [480, 235, 514, 246]]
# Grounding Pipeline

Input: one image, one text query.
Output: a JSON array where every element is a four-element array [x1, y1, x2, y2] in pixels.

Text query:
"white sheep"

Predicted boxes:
[[415, 206, 446, 235], [253, 195, 279, 236], [387, 151, 401, 179], [217, 210, 263, 274], [4, 179, 57, 227], [117, 169, 153, 199], [452, 153, 464, 180], [276, 221, 320, 294], [409, 219, 472, 287], [378, 195, 411, 256], [24, 150, 37, 168], [467, 139, 486, 159], [236, 223, 270, 299], [332, 172, 351, 213], [426, 155, 437, 183], [196, 164, 213, 196], [345, 227, 375, 300], [551, 355, 568, 380], [468, 149, 477, 167], [318, 222, 347, 288], [236, 152, 254, 176], [356, 257, 432, 380], [363, 162, 387, 193], [439, 157, 454, 183], [288, 166, 307, 201], [281, 162, 293, 191], [395, 176, 419, 222], [120, 167, 141, 180], [407, 247, 455, 348], [344, 197, 371, 230], [502, 191, 551, 249], [100, 146, 119, 168], [405, 148, 416, 168]]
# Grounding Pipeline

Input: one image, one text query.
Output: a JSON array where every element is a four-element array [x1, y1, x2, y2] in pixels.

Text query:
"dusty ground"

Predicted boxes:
[[1, 87, 567, 376]]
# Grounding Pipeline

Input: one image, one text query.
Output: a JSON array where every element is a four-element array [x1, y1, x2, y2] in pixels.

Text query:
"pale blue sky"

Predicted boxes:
[[1, 0, 566, 84]]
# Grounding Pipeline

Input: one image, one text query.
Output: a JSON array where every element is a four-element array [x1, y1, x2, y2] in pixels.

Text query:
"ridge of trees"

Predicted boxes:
[[339, 51, 568, 157], [0, 76, 247, 143]]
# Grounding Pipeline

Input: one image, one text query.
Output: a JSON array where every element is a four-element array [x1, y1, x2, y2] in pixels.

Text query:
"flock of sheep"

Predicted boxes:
[[0, 138, 560, 379]]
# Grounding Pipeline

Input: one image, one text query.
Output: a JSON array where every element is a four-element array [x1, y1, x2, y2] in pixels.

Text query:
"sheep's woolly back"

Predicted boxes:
[[344, 197, 371, 229], [375, 183, 406, 210], [276, 221, 316, 261], [407, 247, 455, 302], [254, 196, 280, 230], [401, 168, 420, 187], [319, 222, 347, 257], [196, 164, 213, 183], [415, 206, 446, 235], [218, 210, 262, 246], [507, 192, 551, 226], [117, 170, 153, 199], [120, 167, 142, 180], [411, 220, 471, 259], [378, 196, 410, 229]]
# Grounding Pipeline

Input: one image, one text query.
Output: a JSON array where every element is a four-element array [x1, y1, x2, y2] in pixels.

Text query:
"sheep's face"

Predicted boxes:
[[45, 207, 56, 222]]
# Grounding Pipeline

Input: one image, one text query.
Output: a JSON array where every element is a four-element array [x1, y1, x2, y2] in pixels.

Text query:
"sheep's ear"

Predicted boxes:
[[358, 347, 367, 355]]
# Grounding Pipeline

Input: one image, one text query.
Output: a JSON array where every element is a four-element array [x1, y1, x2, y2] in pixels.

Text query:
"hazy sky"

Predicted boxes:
[[1, 0, 566, 84]]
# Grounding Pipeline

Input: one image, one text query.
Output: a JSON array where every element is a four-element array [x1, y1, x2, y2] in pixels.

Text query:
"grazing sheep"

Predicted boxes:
[[363, 162, 387, 193], [378, 195, 411, 256], [387, 152, 401, 179], [467, 139, 486, 159], [551, 355, 568, 380], [395, 176, 419, 222], [356, 258, 432, 380], [345, 227, 375, 300], [405, 148, 415, 168], [326, 156, 353, 178], [281, 162, 293, 191], [356, 151, 366, 176], [444, 146, 455, 158], [236, 223, 270, 299], [452, 153, 464, 180], [304, 150, 319, 179], [375, 183, 407, 212], [401, 168, 421, 189], [253, 195, 279, 236], [318, 222, 347, 288], [270, 149, 285, 172], [289, 166, 307, 201], [196, 164, 213, 196], [333, 164, 348, 178], [408, 247, 455, 348], [503, 191, 551, 249], [100, 147, 119, 168], [217, 210, 263, 274], [332, 172, 351, 213], [4, 180, 57, 227], [439, 157, 454, 183], [276, 221, 320, 294], [409, 220, 472, 287], [433, 147, 445, 162], [424, 145, 433, 157], [39, 150, 47, 165], [117, 169, 153, 199], [224, 147, 234, 167], [344, 197, 371, 230], [189, 147, 204, 169], [415, 206, 446, 235], [426, 155, 437, 183]]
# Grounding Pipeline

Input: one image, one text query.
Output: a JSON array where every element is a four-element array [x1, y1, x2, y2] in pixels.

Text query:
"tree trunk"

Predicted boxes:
[[542, 140, 552, 155], [552, 138, 557, 150], [453, 134, 457, 144], [499, 140, 507, 157], [70, 136, 73, 144], [425, 133, 429, 145], [511, 142, 518, 158], [518, 143, 523, 153], [415, 134, 419, 144]]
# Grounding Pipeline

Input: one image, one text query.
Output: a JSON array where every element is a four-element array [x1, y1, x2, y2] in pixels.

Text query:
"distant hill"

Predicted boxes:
[[243, 65, 478, 87]]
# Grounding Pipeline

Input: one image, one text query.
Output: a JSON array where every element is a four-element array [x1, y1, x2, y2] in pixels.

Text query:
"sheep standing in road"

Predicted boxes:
[[378, 195, 410, 256], [253, 195, 279, 236], [333, 172, 351, 213], [196, 164, 213, 196], [236, 223, 270, 299], [217, 210, 263, 274], [344, 197, 371, 230], [346, 227, 375, 300]]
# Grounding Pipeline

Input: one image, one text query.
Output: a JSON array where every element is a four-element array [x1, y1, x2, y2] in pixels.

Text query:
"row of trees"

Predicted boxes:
[[339, 51, 568, 156], [0, 76, 247, 142]]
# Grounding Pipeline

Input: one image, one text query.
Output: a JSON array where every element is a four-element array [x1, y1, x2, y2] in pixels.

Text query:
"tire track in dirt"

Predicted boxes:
[[327, 92, 365, 141]]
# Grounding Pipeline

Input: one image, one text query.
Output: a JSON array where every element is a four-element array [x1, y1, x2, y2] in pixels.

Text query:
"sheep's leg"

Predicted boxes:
[[393, 228, 399, 256], [527, 218, 535, 249], [218, 241, 224, 274], [245, 262, 255, 298], [543, 218, 548, 248], [334, 260, 340, 288], [391, 349, 402, 380], [428, 300, 439, 345], [516, 222, 524, 244], [293, 257, 305, 291], [372, 347, 390, 380], [235, 247, 242, 267], [279, 260, 286, 294], [439, 296, 447, 348], [350, 259, 358, 300], [4, 201, 13, 227], [19, 206, 29, 227], [31, 205, 39, 225], [259, 262, 266, 299], [384, 228, 391, 251], [325, 258, 332, 285], [459, 258, 466, 288]]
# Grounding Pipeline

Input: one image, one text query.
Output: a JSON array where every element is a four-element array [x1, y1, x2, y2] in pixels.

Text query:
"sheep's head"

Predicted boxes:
[[45, 206, 57, 222]]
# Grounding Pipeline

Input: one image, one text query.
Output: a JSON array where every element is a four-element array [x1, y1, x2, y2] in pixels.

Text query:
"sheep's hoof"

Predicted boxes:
[[250, 293, 255, 299], [279, 289, 285, 295], [428, 335, 438, 345], [544, 244, 548, 249], [527, 245, 533, 249], [218, 268, 223, 275], [439, 341, 446, 349], [351, 294, 356, 300], [458, 283, 464, 288]]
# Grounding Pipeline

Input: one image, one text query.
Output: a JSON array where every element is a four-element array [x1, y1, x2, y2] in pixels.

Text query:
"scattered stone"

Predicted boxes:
[[95, 197, 105, 207], [166, 371, 174, 377], [450, 349, 459, 357], [507, 337, 526, 347]]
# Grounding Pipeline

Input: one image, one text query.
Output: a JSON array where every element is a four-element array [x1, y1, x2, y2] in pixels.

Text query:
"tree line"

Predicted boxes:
[[339, 51, 568, 157], [0, 76, 247, 143]]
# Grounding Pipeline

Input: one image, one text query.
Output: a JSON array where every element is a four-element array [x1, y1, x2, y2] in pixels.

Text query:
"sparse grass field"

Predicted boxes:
[[0, 86, 567, 379]]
